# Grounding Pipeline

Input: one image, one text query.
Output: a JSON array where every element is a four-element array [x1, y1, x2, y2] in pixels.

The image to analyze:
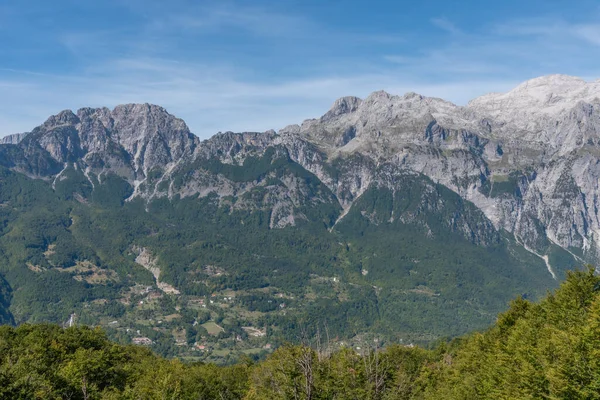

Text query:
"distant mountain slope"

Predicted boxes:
[[0, 75, 593, 355]]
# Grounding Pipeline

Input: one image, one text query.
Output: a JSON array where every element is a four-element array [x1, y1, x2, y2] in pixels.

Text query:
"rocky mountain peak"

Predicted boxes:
[[101, 103, 198, 176], [514, 74, 586, 90], [365, 90, 393, 101], [463, 74, 600, 151], [110, 103, 189, 136], [285, 88, 470, 156], [43, 109, 80, 128], [2, 103, 199, 179], [321, 96, 362, 121], [468, 74, 600, 121], [403, 91, 424, 100], [359, 89, 458, 115], [77, 106, 111, 120], [112, 103, 173, 120], [359, 90, 395, 110]]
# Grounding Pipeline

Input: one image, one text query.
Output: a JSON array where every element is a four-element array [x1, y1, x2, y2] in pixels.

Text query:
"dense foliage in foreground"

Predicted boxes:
[[1, 268, 600, 399]]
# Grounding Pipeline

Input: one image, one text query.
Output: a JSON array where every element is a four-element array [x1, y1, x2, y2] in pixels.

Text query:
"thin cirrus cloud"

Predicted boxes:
[[1, 1, 600, 138], [385, 17, 600, 79], [573, 24, 600, 46], [430, 17, 463, 35], [0, 63, 518, 138], [493, 17, 600, 43], [160, 5, 312, 37]]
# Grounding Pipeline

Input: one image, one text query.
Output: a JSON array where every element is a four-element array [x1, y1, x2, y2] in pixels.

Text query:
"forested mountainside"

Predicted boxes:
[[1, 268, 599, 399], [0, 75, 595, 359]]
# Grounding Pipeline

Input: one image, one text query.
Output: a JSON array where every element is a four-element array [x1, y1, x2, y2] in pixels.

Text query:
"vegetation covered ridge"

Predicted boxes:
[[1, 267, 599, 399]]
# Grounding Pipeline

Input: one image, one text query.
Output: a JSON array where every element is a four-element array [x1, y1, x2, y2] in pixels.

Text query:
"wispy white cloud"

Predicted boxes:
[[573, 24, 600, 46], [157, 4, 313, 37], [385, 16, 600, 79], [2, 4, 600, 140], [494, 18, 600, 47], [0, 57, 520, 138], [431, 17, 462, 35]]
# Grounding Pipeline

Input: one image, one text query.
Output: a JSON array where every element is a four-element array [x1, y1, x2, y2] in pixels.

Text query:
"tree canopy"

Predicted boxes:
[[1, 268, 600, 399]]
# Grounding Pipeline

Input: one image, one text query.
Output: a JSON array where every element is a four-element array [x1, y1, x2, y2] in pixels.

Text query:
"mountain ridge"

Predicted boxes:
[[2, 75, 599, 266], [0, 74, 594, 353]]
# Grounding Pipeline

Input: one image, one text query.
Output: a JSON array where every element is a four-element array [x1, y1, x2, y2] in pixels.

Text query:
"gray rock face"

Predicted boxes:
[[0, 104, 198, 181], [0, 132, 28, 145], [276, 74, 600, 265], [2, 74, 600, 269]]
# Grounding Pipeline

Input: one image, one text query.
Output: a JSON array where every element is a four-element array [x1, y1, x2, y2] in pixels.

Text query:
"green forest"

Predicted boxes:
[[1, 267, 599, 399], [0, 146, 572, 361]]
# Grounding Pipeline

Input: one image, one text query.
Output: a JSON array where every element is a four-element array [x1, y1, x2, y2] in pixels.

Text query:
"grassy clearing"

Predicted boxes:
[[242, 347, 264, 355], [202, 321, 224, 335], [211, 349, 230, 357]]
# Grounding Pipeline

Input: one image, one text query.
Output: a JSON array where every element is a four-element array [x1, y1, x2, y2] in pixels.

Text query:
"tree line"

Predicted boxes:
[[1, 267, 600, 399]]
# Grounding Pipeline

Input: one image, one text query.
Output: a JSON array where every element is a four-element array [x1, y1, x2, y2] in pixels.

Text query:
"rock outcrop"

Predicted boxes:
[[0, 132, 28, 145]]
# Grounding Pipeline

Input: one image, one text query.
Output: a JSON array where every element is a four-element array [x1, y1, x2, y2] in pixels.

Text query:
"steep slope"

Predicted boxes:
[[0, 76, 594, 355], [274, 76, 600, 269]]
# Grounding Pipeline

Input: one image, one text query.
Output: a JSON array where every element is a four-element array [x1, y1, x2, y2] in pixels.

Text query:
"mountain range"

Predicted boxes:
[[0, 74, 594, 358]]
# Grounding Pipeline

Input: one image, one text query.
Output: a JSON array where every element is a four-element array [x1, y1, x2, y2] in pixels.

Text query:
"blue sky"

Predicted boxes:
[[1, 0, 600, 138]]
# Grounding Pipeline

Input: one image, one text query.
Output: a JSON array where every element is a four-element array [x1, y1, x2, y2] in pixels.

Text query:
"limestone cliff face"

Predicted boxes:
[[2, 75, 600, 267], [268, 75, 600, 265], [0, 104, 198, 180], [0, 132, 28, 145]]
